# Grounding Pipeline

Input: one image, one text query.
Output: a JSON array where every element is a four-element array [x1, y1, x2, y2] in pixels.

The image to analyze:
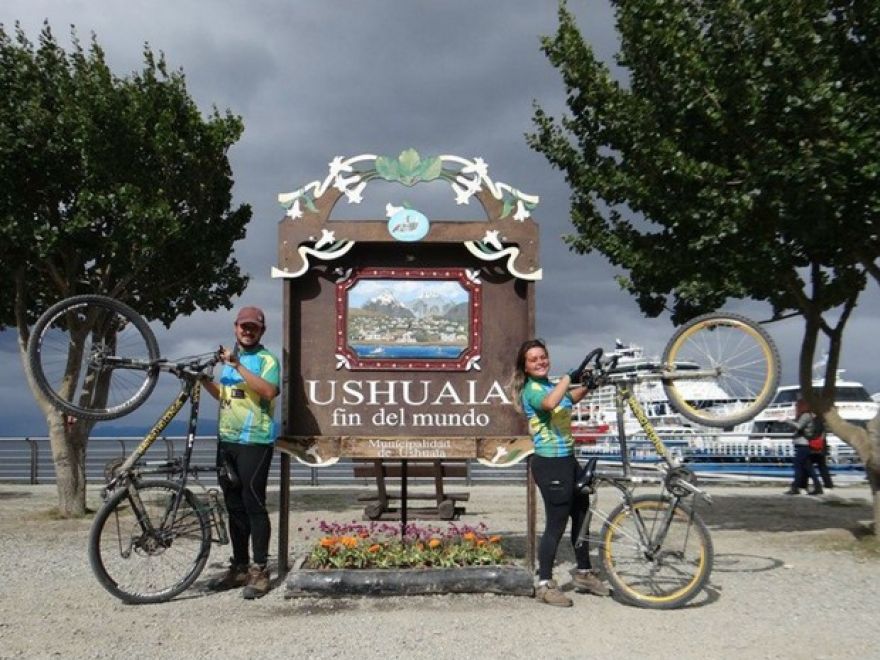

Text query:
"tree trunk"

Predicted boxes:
[[18, 293, 92, 518], [47, 414, 88, 516], [868, 468, 880, 535], [824, 407, 880, 535]]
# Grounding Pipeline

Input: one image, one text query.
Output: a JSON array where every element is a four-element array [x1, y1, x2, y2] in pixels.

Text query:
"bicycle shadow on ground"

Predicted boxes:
[[695, 492, 874, 537]]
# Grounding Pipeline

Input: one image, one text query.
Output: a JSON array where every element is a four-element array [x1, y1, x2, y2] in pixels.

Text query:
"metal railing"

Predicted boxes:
[[0, 431, 867, 486], [0, 436, 528, 486]]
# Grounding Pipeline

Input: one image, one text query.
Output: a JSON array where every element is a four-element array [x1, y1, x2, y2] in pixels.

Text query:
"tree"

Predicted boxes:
[[0, 23, 251, 516], [529, 1, 880, 530]]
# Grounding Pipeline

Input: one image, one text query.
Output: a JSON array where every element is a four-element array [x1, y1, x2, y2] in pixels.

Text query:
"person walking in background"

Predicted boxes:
[[203, 306, 280, 599], [511, 339, 610, 607], [785, 398, 820, 496], [808, 426, 834, 494]]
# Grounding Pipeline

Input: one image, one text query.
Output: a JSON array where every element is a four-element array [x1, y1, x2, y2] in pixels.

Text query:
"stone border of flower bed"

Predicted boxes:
[[285, 561, 534, 598]]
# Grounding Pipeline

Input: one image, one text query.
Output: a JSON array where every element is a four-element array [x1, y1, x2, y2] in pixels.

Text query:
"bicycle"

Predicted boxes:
[[27, 294, 231, 604], [570, 312, 780, 608]]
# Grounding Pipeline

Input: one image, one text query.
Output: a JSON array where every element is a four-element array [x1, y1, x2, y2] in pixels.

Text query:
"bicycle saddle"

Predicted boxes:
[[576, 457, 598, 492]]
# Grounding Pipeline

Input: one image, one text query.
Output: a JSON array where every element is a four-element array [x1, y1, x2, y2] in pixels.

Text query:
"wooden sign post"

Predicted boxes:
[[272, 151, 542, 572]]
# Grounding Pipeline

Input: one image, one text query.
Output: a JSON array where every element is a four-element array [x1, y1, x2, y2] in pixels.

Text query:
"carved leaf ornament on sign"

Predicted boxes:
[[272, 150, 542, 282]]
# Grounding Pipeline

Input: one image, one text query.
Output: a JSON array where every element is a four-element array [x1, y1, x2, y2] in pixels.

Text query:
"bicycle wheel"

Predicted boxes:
[[28, 295, 160, 420], [88, 480, 211, 604], [662, 312, 779, 427], [600, 495, 713, 609]]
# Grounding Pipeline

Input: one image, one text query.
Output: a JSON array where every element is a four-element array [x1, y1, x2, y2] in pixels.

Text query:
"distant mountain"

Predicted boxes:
[[408, 290, 456, 318], [444, 301, 469, 321], [360, 290, 414, 318]]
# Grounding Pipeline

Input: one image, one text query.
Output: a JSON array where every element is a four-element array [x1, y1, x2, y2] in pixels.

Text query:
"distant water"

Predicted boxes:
[[351, 344, 464, 359]]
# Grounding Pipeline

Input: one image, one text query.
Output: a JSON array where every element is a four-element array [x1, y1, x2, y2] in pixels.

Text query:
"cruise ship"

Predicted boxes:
[[573, 344, 873, 480]]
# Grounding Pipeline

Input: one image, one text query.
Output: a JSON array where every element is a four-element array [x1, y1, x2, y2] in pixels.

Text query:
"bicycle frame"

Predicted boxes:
[[612, 377, 676, 474], [104, 362, 216, 543], [576, 375, 710, 554]]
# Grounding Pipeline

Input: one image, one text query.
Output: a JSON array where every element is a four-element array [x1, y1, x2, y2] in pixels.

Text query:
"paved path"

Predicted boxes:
[[0, 482, 876, 659]]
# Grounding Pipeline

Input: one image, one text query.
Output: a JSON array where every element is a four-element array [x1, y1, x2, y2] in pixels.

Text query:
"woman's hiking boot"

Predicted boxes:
[[535, 580, 572, 607], [571, 569, 610, 596]]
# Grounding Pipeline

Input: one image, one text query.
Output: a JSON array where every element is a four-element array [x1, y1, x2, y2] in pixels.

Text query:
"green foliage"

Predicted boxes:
[[0, 22, 251, 328], [529, 1, 880, 325]]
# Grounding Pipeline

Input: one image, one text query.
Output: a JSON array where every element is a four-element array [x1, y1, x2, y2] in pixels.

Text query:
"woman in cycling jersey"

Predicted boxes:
[[511, 338, 610, 607]]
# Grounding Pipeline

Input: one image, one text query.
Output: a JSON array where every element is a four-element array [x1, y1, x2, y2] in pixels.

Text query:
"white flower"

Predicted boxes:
[[385, 203, 404, 218], [344, 181, 366, 204], [328, 156, 352, 178], [461, 157, 488, 178], [285, 200, 303, 219]]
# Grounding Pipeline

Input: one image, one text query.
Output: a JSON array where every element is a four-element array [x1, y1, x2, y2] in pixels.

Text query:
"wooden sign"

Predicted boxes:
[[274, 150, 540, 466]]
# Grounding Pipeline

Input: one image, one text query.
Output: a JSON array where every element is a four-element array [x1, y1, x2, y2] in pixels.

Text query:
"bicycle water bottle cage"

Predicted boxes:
[[576, 457, 599, 493]]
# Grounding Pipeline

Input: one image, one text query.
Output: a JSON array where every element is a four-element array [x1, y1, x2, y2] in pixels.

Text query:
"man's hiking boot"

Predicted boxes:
[[535, 580, 572, 607], [208, 563, 248, 591], [242, 564, 270, 600], [571, 569, 611, 596]]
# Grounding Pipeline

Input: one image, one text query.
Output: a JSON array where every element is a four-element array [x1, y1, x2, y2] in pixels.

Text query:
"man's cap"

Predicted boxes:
[[235, 306, 266, 328]]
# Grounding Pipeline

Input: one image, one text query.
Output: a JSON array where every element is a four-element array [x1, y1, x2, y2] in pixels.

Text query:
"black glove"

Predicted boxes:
[[582, 369, 604, 390], [567, 353, 594, 385]]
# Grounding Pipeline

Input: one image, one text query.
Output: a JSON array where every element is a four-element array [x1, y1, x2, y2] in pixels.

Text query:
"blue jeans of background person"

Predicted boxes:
[[792, 444, 817, 491]]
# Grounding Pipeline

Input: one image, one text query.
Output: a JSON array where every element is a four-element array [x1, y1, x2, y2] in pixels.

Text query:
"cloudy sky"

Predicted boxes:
[[3, 1, 879, 436]]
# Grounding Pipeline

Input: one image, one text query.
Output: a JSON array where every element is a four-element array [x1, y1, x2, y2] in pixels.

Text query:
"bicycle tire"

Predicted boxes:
[[27, 295, 160, 420], [88, 480, 211, 604], [600, 495, 713, 609], [661, 312, 779, 427]]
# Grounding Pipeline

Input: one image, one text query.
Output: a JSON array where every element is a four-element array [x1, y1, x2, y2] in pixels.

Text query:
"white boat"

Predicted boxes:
[[746, 369, 877, 465], [572, 344, 872, 480], [571, 341, 749, 446]]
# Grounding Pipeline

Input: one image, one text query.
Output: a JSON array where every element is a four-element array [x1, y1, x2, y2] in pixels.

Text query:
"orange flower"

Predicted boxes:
[[319, 536, 337, 548], [340, 536, 358, 549], [367, 544, 382, 553], [489, 535, 502, 544], [358, 531, 370, 538], [428, 538, 442, 549], [476, 539, 486, 547], [462, 532, 476, 542]]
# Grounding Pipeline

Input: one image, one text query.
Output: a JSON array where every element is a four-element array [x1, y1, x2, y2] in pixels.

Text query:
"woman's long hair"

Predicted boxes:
[[509, 338, 548, 413]]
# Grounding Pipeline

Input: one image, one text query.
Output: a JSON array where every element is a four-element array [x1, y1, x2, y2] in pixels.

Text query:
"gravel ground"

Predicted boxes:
[[0, 481, 877, 660]]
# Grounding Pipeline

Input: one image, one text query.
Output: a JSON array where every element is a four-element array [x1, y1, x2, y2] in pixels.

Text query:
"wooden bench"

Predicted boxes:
[[352, 459, 470, 520]]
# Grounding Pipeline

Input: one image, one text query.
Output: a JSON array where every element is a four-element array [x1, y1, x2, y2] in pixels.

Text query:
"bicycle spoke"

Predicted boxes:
[[661, 313, 779, 427], [28, 295, 160, 420], [601, 496, 712, 609], [89, 482, 210, 604]]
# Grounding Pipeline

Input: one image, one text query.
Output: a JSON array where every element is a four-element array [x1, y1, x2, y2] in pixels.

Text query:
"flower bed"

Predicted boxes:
[[287, 521, 533, 597], [305, 521, 510, 569]]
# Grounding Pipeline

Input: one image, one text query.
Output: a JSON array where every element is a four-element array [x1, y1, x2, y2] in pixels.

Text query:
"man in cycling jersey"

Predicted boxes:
[[203, 305, 280, 599]]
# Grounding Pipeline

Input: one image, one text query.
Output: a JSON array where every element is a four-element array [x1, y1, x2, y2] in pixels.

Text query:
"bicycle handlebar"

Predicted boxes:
[[104, 351, 221, 379], [572, 348, 620, 388]]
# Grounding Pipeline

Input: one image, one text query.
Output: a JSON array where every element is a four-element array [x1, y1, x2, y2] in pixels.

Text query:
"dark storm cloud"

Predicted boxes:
[[3, 1, 879, 436]]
